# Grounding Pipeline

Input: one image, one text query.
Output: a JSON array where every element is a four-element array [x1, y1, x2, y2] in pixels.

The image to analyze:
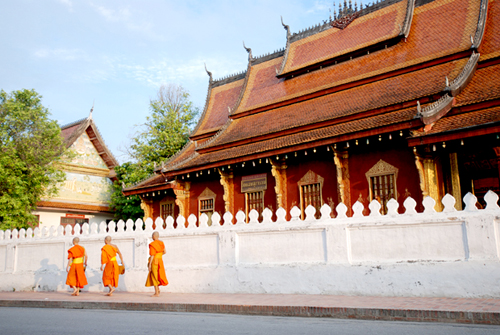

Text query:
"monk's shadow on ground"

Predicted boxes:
[[34, 259, 65, 292]]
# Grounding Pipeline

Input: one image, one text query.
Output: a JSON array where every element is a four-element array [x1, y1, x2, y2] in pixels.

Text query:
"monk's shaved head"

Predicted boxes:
[[72, 237, 80, 245], [152, 231, 159, 240], [105, 236, 112, 243]]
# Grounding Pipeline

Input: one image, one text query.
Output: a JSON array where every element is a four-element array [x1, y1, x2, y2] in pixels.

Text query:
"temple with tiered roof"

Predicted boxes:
[[124, 0, 500, 224]]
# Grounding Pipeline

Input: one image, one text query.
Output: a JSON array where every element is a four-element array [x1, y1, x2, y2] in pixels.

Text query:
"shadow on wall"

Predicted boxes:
[[34, 259, 65, 292]]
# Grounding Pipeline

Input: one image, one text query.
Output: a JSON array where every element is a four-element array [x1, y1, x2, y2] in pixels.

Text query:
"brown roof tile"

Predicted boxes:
[[280, 0, 408, 75], [206, 58, 467, 149], [191, 79, 245, 138], [234, 0, 481, 115], [157, 136, 213, 173], [479, 0, 500, 61], [411, 105, 500, 136], [60, 117, 118, 169], [455, 63, 500, 106], [122, 173, 167, 193], [172, 107, 418, 171], [61, 120, 86, 144]]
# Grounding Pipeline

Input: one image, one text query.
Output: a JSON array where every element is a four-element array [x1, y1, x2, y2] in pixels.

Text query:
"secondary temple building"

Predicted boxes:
[[124, 0, 499, 223], [34, 113, 118, 229]]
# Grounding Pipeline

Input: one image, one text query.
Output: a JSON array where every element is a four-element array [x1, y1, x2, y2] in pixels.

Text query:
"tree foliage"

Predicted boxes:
[[110, 84, 199, 220], [109, 163, 145, 221], [0, 89, 66, 229], [130, 84, 199, 170]]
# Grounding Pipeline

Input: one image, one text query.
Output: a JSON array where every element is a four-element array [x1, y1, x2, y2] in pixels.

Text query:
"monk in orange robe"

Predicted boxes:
[[100, 235, 124, 296], [146, 231, 168, 297], [66, 237, 88, 296]]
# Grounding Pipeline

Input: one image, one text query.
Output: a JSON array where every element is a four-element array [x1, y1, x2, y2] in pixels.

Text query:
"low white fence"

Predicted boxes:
[[0, 191, 499, 298]]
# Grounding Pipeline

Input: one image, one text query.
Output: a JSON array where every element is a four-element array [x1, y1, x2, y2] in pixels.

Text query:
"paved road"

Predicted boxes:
[[1, 307, 499, 335]]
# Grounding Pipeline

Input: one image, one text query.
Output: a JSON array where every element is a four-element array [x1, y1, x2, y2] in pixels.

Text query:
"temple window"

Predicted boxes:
[[245, 191, 264, 221], [198, 188, 216, 226], [60, 217, 89, 227], [366, 159, 399, 215], [160, 198, 175, 221], [199, 198, 214, 225], [241, 173, 267, 222], [298, 170, 324, 219]]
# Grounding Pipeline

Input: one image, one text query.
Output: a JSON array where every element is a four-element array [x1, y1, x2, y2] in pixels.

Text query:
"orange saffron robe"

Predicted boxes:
[[101, 244, 119, 288], [66, 245, 88, 288], [145, 240, 168, 287]]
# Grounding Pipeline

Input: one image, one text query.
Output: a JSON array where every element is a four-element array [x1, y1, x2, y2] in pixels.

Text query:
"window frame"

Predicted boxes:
[[298, 170, 324, 220], [244, 190, 265, 222], [198, 188, 216, 226], [160, 198, 175, 222], [365, 159, 399, 214]]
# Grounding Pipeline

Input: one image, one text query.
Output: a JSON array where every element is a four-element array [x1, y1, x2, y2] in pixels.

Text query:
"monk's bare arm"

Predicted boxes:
[[66, 258, 73, 272], [114, 245, 125, 266], [84, 250, 88, 266], [148, 256, 153, 272]]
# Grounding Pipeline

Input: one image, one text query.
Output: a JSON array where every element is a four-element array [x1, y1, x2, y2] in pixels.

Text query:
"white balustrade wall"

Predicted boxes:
[[0, 191, 499, 298]]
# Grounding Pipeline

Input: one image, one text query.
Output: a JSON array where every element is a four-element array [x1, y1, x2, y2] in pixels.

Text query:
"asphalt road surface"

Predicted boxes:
[[1, 307, 499, 335]]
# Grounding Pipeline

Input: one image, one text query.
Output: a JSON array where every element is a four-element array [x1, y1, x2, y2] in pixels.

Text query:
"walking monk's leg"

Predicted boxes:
[[106, 285, 115, 296]]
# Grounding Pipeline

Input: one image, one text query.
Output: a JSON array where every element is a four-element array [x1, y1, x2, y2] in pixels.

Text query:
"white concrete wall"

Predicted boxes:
[[1, 191, 500, 298]]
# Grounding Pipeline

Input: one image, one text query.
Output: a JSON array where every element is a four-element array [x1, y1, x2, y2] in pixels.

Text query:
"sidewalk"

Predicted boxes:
[[0, 291, 499, 325]]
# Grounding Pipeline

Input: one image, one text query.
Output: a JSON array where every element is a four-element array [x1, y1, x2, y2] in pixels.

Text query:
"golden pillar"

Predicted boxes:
[[413, 148, 443, 211], [219, 168, 234, 214], [140, 198, 154, 221], [333, 149, 351, 210], [172, 181, 191, 218], [449, 152, 462, 210], [271, 158, 288, 210]]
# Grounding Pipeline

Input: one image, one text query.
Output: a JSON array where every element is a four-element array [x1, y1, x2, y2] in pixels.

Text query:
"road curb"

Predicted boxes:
[[1, 299, 499, 324]]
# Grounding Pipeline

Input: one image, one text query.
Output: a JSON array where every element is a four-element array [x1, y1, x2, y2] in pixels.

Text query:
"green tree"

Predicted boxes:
[[0, 89, 66, 229], [130, 84, 199, 170], [109, 163, 146, 221], [110, 84, 199, 220]]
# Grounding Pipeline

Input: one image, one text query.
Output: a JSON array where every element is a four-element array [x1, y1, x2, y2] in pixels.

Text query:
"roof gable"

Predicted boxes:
[[60, 116, 118, 170], [69, 131, 109, 169]]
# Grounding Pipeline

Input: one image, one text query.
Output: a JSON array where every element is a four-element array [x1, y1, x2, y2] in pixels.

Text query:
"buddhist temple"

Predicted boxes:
[[123, 0, 499, 223], [34, 111, 119, 228]]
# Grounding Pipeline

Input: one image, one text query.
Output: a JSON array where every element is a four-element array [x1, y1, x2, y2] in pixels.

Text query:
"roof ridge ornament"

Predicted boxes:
[[88, 100, 94, 120], [331, 0, 359, 30], [281, 16, 290, 37], [420, 94, 455, 125], [204, 63, 213, 82], [243, 41, 253, 61], [400, 0, 415, 39], [471, 0, 488, 49], [444, 51, 480, 97]]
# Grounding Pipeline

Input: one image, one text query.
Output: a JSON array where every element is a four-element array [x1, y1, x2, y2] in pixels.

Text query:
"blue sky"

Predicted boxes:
[[1, 0, 347, 163]]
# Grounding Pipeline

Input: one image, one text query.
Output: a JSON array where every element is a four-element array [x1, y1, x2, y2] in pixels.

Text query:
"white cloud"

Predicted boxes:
[[33, 48, 88, 61], [90, 3, 131, 22], [117, 57, 246, 88], [57, 0, 74, 11]]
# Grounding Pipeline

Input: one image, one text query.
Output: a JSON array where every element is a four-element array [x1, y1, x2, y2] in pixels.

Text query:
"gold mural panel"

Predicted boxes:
[[54, 172, 112, 204]]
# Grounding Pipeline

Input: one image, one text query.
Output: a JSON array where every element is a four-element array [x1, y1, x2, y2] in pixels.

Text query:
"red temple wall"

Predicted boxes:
[[187, 176, 226, 218], [285, 152, 339, 216], [348, 145, 423, 214], [232, 170, 277, 215]]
